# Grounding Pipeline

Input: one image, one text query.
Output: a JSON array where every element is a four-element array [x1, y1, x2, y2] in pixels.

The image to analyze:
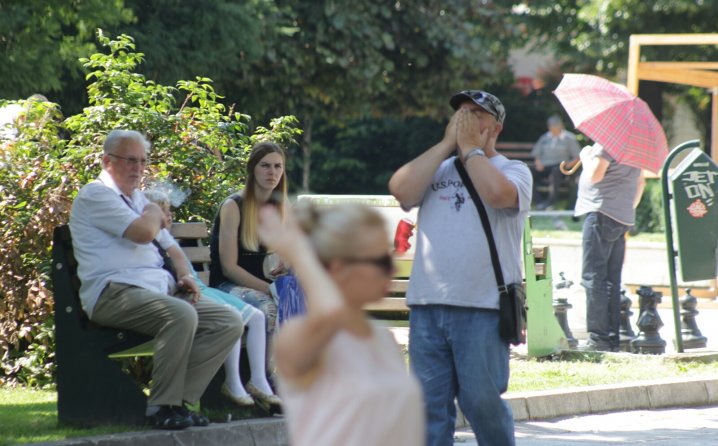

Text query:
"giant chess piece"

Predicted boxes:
[[631, 286, 666, 354], [619, 289, 636, 352], [680, 288, 707, 349], [553, 272, 578, 349]]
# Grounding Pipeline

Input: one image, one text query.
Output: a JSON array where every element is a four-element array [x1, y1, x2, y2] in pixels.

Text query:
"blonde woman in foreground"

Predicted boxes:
[[258, 202, 425, 446]]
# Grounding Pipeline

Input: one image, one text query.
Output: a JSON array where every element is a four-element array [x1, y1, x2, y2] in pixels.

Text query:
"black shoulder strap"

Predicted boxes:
[[453, 157, 507, 293]]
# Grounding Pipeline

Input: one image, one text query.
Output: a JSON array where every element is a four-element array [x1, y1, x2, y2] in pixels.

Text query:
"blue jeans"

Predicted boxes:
[[409, 305, 515, 446], [581, 212, 629, 349]]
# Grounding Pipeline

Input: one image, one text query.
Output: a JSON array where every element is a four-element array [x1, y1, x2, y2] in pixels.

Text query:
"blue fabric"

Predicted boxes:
[[196, 278, 259, 324], [272, 274, 307, 325], [181, 260, 259, 324], [581, 211, 629, 349], [409, 305, 515, 446]]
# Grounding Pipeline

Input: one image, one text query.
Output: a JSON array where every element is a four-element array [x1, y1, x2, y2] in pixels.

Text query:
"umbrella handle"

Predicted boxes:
[[559, 160, 582, 175]]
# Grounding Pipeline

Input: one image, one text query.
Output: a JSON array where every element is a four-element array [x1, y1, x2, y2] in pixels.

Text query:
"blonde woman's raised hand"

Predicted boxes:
[[258, 204, 305, 258]]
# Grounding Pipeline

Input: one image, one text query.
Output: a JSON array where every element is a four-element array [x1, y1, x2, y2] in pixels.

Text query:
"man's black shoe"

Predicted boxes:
[[178, 404, 210, 427], [146, 405, 193, 430]]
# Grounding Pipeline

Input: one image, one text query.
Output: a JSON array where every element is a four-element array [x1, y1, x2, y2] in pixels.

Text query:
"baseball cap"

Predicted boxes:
[[449, 90, 506, 124]]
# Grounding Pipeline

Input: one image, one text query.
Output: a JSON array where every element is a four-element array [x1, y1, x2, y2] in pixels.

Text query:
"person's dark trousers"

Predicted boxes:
[[581, 212, 630, 350], [531, 164, 562, 207]]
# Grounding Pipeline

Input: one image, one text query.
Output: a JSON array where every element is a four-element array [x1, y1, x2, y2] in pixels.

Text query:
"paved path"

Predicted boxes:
[[454, 405, 718, 445]]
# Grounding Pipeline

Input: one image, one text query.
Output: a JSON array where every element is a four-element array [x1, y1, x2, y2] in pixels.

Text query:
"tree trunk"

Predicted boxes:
[[301, 115, 313, 192]]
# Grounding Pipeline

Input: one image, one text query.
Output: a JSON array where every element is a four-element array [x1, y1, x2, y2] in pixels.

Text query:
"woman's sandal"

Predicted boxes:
[[246, 383, 283, 414], [221, 383, 255, 407]]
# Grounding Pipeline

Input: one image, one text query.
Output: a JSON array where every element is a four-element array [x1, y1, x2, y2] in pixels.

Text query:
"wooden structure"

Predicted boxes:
[[627, 33, 718, 162]]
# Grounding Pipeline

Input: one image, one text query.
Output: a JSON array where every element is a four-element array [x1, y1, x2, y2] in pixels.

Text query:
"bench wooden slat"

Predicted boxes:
[[499, 150, 533, 158], [389, 280, 409, 293], [535, 263, 546, 276], [170, 222, 209, 239], [183, 246, 211, 263], [365, 297, 408, 312], [496, 142, 533, 150], [496, 142, 534, 161], [107, 340, 155, 359], [532, 246, 548, 260]]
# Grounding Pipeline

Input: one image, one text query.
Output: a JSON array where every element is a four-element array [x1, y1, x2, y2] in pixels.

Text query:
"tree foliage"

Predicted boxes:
[[0, 0, 133, 104], [233, 0, 525, 189], [1, 1, 531, 190], [0, 31, 299, 387], [121, 0, 266, 94], [515, 0, 718, 74], [514, 0, 718, 138]]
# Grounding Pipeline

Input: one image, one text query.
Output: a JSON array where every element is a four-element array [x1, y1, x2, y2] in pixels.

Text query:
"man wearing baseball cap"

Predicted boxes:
[[390, 90, 532, 446]]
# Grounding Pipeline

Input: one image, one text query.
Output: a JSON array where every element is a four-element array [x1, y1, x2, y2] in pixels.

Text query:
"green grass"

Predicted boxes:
[[0, 387, 142, 445], [508, 351, 718, 393]]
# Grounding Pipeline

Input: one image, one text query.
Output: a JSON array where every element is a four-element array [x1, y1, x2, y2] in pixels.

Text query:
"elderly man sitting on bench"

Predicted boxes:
[[69, 129, 243, 430]]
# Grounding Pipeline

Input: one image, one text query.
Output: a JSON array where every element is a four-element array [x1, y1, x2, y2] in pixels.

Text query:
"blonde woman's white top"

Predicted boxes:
[[278, 323, 425, 446]]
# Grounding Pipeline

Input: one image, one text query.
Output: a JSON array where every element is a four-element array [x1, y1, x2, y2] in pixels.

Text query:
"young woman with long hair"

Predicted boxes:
[[208, 141, 287, 407]]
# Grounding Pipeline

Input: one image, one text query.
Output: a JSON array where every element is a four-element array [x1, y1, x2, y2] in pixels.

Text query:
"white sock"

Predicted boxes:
[[246, 312, 274, 395], [223, 338, 249, 397]]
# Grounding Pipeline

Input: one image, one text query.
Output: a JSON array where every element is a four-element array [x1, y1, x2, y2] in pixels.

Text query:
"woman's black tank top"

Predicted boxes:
[[209, 194, 269, 287]]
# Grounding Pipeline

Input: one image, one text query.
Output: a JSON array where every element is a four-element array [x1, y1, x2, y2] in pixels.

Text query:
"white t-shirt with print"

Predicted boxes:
[[406, 155, 532, 310]]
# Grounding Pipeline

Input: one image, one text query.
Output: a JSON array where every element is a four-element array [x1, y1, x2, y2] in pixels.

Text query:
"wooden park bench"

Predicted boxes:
[[497, 141, 577, 205], [51, 222, 241, 427], [496, 141, 535, 167]]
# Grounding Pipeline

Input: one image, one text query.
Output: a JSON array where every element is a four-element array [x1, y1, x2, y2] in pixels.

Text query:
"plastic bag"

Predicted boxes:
[[270, 273, 307, 325]]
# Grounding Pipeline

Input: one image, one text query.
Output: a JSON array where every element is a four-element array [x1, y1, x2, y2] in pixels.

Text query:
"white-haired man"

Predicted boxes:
[[70, 129, 243, 429]]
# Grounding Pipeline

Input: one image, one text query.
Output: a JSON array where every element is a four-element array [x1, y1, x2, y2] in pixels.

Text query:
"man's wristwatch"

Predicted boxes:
[[464, 147, 486, 162]]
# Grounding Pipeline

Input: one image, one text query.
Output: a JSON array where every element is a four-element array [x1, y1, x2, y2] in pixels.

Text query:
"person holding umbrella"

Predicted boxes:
[[554, 74, 666, 352], [574, 142, 645, 351]]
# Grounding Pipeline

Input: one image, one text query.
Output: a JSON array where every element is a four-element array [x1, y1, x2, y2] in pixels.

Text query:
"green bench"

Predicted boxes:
[[52, 224, 152, 426], [51, 222, 245, 427]]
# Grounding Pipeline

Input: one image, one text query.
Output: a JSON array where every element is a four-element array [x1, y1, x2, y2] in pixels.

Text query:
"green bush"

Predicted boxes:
[[633, 178, 664, 235], [0, 30, 300, 387]]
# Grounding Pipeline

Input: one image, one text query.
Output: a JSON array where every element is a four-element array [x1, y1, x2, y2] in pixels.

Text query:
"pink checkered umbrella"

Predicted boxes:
[[554, 73, 669, 173]]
